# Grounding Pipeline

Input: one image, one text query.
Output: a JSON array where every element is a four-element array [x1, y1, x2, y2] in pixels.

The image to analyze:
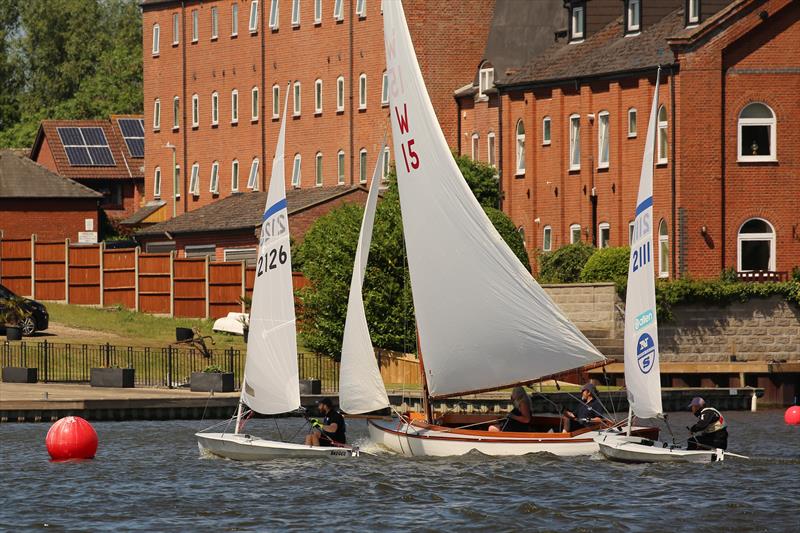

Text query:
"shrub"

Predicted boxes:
[[537, 242, 595, 283], [483, 207, 531, 272], [792, 266, 800, 282], [453, 153, 499, 208], [579, 246, 630, 293]]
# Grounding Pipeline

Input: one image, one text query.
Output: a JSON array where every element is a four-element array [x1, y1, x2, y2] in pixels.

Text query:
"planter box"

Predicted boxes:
[[2, 367, 37, 383], [90, 368, 135, 388], [5, 326, 22, 341], [191, 372, 235, 393], [299, 379, 321, 395]]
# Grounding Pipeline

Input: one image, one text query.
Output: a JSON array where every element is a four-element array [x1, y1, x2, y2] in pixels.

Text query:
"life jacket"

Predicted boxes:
[[699, 407, 727, 434]]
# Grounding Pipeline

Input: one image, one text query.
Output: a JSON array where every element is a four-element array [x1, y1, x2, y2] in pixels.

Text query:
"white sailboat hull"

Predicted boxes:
[[594, 432, 722, 463], [196, 432, 359, 460]]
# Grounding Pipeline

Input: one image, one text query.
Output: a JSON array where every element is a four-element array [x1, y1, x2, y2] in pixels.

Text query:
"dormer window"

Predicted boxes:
[[478, 63, 494, 99], [570, 3, 585, 42], [687, 0, 700, 26], [626, 0, 641, 34]]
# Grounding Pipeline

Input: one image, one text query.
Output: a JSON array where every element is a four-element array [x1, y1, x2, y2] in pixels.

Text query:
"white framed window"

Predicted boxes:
[[657, 105, 668, 164], [211, 7, 219, 39], [191, 10, 199, 42], [543, 226, 552, 252], [210, 161, 220, 194], [687, 0, 700, 25], [358, 73, 367, 110], [599, 222, 610, 248], [336, 76, 345, 112], [272, 85, 280, 118], [314, 0, 322, 23], [658, 219, 669, 278], [315, 152, 323, 186], [542, 116, 551, 145], [250, 1, 260, 32], [211, 91, 219, 125], [231, 89, 239, 123], [334, 0, 343, 21], [515, 120, 525, 175], [471, 133, 479, 161], [173, 13, 180, 44], [251, 86, 259, 121], [191, 94, 199, 127], [381, 70, 389, 105], [738, 218, 776, 272], [247, 158, 259, 189], [293, 81, 301, 116], [337, 150, 345, 184], [153, 99, 161, 130], [231, 4, 239, 36], [628, 108, 637, 138], [152, 23, 160, 55], [487, 132, 496, 167], [292, 153, 302, 187], [173, 96, 180, 130], [231, 159, 240, 191], [292, 0, 300, 26], [570, 224, 582, 244], [315, 79, 323, 114], [382, 146, 390, 180], [569, 114, 581, 170], [356, 0, 366, 18], [359, 149, 367, 183], [269, 0, 279, 28], [627, 0, 640, 33], [628, 221, 635, 244], [598, 111, 609, 168], [571, 5, 584, 41], [478, 64, 494, 98], [190, 162, 200, 196], [174, 164, 181, 197], [738, 102, 776, 162], [154, 167, 162, 198]]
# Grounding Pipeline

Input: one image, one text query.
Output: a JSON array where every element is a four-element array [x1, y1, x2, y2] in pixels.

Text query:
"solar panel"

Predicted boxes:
[[118, 118, 145, 158], [64, 146, 92, 166], [56, 126, 116, 167]]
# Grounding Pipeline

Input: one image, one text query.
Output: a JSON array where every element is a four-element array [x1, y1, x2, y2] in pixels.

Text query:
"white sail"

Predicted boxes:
[[624, 70, 663, 419], [240, 86, 300, 415], [339, 146, 391, 414], [382, 1, 604, 399]]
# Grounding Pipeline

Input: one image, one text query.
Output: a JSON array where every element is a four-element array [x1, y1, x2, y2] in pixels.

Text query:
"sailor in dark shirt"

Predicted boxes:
[[564, 383, 611, 430], [305, 397, 347, 447], [687, 397, 728, 450]]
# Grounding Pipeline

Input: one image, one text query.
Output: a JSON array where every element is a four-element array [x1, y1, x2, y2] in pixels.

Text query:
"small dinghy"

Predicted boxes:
[[595, 432, 723, 464]]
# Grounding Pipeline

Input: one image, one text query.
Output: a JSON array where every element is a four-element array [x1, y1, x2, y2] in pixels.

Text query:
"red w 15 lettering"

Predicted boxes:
[[394, 104, 420, 173]]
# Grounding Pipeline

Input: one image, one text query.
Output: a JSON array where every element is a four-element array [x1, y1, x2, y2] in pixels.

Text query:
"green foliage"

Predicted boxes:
[[453, 153, 499, 208], [719, 267, 739, 283], [537, 242, 596, 283], [0, 296, 32, 326], [791, 266, 800, 282], [203, 365, 225, 373], [484, 207, 531, 271], [579, 246, 630, 293]]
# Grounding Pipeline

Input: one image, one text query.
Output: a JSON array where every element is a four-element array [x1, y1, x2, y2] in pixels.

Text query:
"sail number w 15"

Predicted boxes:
[[257, 245, 287, 277]]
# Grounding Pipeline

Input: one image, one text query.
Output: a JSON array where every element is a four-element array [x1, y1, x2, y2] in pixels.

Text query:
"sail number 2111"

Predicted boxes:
[[631, 241, 651, 273], [257, 245, 287, 277]]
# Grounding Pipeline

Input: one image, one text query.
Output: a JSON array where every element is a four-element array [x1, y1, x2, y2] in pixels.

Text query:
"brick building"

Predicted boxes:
[[461, 0, 799, 279]]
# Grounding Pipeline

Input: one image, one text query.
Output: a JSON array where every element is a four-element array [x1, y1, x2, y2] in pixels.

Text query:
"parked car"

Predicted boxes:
[[0, 284, 49, 336]]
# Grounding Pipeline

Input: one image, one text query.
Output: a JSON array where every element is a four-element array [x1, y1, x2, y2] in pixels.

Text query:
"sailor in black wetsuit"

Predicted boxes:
[[687, 397, 728, 450], [564, 383, 611, 430], [305, 397, 347, 447]]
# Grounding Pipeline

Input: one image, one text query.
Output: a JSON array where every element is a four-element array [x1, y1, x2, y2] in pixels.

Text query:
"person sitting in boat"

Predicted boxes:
[[305, 397, 347, 447], [489, 386, 533, 432], [564, 383, 611, 430], [687, 397, 728, 450]]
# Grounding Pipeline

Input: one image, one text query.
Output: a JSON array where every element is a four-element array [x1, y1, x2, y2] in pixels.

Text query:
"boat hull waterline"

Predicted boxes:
[[196, 432, 359, 460], [594, 433, 723, 464]]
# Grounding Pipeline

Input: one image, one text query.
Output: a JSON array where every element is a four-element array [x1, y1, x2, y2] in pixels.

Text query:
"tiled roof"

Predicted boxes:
[[0, 150, 103, 199], [121, 201, 167, 225], [136, 186, 367, 236]]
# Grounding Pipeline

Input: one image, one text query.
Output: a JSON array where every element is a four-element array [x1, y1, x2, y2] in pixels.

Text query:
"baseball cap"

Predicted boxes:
[[581, 383, 599, 397], [688, 397, 705, 408]]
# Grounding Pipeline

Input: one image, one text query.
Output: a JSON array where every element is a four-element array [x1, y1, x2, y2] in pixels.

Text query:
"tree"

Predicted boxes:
[[537, 242, 596, 283], [453, 153, 499, 208]]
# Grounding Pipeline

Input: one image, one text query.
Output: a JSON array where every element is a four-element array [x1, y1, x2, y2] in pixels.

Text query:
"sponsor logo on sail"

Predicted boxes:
[[636, 332, 656, 374], [634, 309, 655, 331]]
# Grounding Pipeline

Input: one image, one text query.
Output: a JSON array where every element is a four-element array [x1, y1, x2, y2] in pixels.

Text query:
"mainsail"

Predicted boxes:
[[383, 1, 604, 399], [624, 69, 663, 419], [240, 86, 301, 415], [339, 146, 391, 414]]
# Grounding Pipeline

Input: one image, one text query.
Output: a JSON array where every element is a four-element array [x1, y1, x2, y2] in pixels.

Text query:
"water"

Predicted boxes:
[[1, 410, 798, 532]]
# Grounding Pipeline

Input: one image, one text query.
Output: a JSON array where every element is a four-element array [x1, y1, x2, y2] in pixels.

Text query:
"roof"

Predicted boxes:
[[136, 186, 367, 236], [0, 150, 103, 199], [121, 200, 167, 225]]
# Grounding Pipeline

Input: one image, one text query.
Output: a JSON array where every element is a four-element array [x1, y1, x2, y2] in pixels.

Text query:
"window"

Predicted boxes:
[[628, 221, 635, 244], [272, 85, 280, 118], [628, 108, 637, 138], [152, 23, 160, 55], [211, 7, 219, 39], [315, 79, 323, 114], [381, 71, 389, 105], [382, 146, 390, 180], [224, 247, 258, 265], [231, 90, 239, 123], [146, 241, 176, 253], [738, 103, 776, 162], [153, 99, 161, 130], [185, 244, 216, 259], [359, 149, 367, 183], [191, 94, 199, 128], [292, 0, 300, 26], [211, 91, 219, 125], [337, 150, 345, 184], [569, 114, 581, 170], [231, 159, 240, 191], [687, 0, 700, 25], [210, 161, 220, 194], [250, 1, 260, 32], [293, 81, 301, 116], [292, 153, 302, 187], [174, 164, 181, 197], [599, 222, 610, 248], [173, 13, 180, 44], [471, 133, 479, 161], [627, 0, 640, 33], [478, 63, 494, 98], [571, 4, 585, 41], [173, 96, 180, 130], [190, 163, 200, 196], [270, 0, 279, 29], [657, 105, 668, 164], [334, 0, 343, 21], [542, 116, 551, 145], [314, 0, 322, 23], [487, 132, 496, 167], [336, 76, 345, 112], [543, 226, 552, 252], [154, 167, 162, 197], [191, 10, 199, 42], [598, 111, 609, 168], [356, 0, 366, 18], [658, 219, 669, 278], [315, 152, 323, 186], [231, 4, 239, 36], [515, 120, 525, 174], [248, 158, 259, 189], [738, 218, 775, 272], [570, 224, 582, 244], [359, 74, 367, 110], [251, 87, 259, 121]]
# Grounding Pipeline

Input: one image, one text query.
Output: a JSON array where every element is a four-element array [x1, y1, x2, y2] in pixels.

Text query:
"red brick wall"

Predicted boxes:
[[0, 199, 98, 242]]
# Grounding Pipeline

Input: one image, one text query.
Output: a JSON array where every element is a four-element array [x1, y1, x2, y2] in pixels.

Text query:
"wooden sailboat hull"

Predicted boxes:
[[196, 432, 359, 460], [594, 432, 722, 463]]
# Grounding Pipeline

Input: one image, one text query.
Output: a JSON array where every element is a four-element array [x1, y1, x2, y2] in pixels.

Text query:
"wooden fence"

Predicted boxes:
[[0, 236, 309, 320]]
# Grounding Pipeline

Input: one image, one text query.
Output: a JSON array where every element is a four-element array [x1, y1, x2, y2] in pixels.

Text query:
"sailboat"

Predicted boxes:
[[195, 87, 358, 459], [364, 1, 658, 457]]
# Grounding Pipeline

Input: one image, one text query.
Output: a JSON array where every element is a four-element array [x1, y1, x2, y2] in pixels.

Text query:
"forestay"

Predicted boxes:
[[624, 69, 663, 419], [240, 87, 301, 415], [339, 146, 391, 414], [382, 1, 604, 399]]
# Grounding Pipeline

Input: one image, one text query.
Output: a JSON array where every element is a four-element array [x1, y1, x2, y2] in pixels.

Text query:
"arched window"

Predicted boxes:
[[738, 102, 776, 162], [153, 99, 161, 130], [231, 89, 239, 123], [231, 159, 240, 191], [153, 166, 162, 197], [628, 108, 637, 137], [191, 94, 199, 127], [738, 218, 775, 272], [315, 79, 323, 114], [152, 23, 160, 55], [189, 162, 200, 196], [315, 152, 323, 186], [359, 73, 367, 110], [272, 84, 280, 118], [251, 86, 259, 121], [543, 225, 552, 252], [337, 149, 345, 184], [247, 158, 259, 189], [658, 219, 669, 278], [382, 146, 390, 180], [209, 161, 220, 194], [515, 120, 525, 174], [381, 70, 389, 105], [336, 76, 345, 112], [598, 110, 610, 168], [598, 222, 610, 248], [173, 96, 180, 130], [292, 153, 302, 187], [542, 116, 551, 145], [478, 61, 494, 99], [471, 133, 479, 161], [487, 132, 496, 167], [570, 224, 581, 244], [211, 91, 219, 125], [293, 81, 301, 116], [359, 148, 367, 183], [657, 105, 668, 164], [569, 113, 580, 170]]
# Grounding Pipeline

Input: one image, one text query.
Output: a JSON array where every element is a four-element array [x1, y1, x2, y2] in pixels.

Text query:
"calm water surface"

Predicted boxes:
[[1, 410, 798, 532]]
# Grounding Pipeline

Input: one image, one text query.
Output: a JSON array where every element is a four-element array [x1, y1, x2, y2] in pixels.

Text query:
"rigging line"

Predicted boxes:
[[274, 416, 284, 442], [200, 390, 215, 423], [287, 418, 311, 444]]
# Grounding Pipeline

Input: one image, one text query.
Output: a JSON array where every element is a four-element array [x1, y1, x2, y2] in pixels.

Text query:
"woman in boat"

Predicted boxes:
[[490, 387, 533, 432]]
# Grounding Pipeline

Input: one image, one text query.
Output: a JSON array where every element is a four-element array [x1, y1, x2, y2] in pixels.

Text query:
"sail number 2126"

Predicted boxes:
[[257, 245, 287, 277]]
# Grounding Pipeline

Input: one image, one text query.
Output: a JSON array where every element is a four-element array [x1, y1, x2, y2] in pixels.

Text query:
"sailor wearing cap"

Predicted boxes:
[[687, 397, 728, 450], [564, 383, 611, 430]]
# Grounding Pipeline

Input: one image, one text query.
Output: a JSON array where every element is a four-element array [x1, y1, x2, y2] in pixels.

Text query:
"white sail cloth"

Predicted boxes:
[[339, 147, 391, 414], [383, 1, 604, 399], [241, 87, 301, 415], [624, 71, 663, 419]]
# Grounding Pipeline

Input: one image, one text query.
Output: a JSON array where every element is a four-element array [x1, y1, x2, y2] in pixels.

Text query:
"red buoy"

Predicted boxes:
[[785, 406, 800, 426], [45, 416, 98, 460]]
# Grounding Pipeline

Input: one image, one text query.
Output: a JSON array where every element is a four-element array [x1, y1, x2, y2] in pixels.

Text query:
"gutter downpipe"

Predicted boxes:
[[261, 0, 267, 191], [720, 63, 726, 271], [498, 88, 504, 211], [455, 95, 462, 155], [669, 65, 678, 278], [348, 5, 354, 185], [181, 1, 188, 216]]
